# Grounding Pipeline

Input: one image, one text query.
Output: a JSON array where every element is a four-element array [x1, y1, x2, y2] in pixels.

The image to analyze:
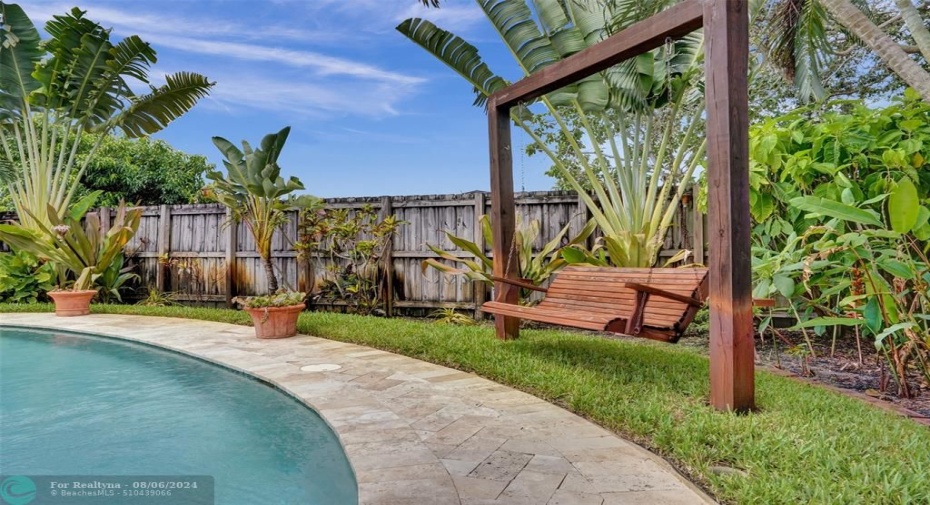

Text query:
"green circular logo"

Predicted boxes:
[[0, 476, 36, 505]]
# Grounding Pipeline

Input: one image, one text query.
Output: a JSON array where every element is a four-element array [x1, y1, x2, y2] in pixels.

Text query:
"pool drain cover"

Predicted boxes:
[[301, 364, 342, 372]]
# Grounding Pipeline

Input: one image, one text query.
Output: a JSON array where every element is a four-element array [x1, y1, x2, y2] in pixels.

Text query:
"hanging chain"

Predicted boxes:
[[503, 102, 528, 280], [503, 216, 520, 279], [520, 127, 526, 193]]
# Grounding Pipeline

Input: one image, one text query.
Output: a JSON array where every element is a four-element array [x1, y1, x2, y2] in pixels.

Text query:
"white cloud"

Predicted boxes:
[[22, 2, 336, 43], [20, 1, 432, 119], [136, 32, 424, 85], [395, 3, 486, 32], [274, 0, 485, 34], [200, 72, 418, 119]]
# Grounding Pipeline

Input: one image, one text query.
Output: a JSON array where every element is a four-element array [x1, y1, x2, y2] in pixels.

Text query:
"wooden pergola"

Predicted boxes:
[[486, 0, 754, 412]]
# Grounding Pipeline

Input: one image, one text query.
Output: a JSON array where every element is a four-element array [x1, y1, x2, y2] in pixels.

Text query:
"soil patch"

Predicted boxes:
[[679, 327, 930, 419]]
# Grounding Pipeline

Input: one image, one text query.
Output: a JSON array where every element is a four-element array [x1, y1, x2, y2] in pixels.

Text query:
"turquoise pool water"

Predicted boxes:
[[0, 327, 358, 504]]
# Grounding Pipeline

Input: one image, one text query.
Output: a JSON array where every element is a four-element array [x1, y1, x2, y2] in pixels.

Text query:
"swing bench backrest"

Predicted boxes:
[[482, 266, 709, 343]]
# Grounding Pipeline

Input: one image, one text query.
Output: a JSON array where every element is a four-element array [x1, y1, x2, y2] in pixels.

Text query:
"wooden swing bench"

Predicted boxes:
[[482, 266, 709, 343]]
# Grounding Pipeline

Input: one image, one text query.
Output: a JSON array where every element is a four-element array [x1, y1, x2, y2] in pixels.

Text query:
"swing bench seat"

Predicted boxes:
[[482, 266, 709, 343]]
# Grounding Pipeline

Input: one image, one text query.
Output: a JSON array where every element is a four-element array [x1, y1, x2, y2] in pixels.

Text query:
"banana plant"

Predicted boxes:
[[0, 195, 142, 291], [398, 0, 706, 267], [205, 126, 318, 294], [421, 214, 595, 303], [0, 3, 213, 231]]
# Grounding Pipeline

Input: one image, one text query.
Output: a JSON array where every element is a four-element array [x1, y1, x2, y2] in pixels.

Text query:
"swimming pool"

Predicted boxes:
[[0, 327, 358, 504]]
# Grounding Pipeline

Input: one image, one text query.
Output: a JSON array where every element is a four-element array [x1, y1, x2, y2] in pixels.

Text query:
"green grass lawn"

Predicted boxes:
[[2, 303, 928, 504]]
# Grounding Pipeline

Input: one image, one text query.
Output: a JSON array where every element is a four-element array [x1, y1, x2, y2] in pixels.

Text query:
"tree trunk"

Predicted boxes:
[[895, 0, 930, 63], [263, 257, 278, 293], [820, 0, 930, 101]]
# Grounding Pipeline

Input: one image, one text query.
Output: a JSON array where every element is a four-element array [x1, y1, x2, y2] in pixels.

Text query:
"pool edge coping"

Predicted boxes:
[[1, 314, 718, 505]]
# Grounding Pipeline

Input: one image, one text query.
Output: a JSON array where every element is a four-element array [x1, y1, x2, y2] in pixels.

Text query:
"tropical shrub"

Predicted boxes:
[[233, 291, 306, 309], [136, 286, 177, 307], [74, 135, 213, 207], [0, 4, 212, 231], [748, 93, 930, 396], [0, 251, 54, 303], [421, 214, 594, 303], [95, 251, 140, 303], [296, 205, 401, 315], [430, 308, 477, 326], [0, 196, 142, 292]]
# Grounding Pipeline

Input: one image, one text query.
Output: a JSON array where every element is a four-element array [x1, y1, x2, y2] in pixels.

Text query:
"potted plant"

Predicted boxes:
[[0, 195, 142, 316], [234, 291, 307, 339], [204, 126, 321, 338]]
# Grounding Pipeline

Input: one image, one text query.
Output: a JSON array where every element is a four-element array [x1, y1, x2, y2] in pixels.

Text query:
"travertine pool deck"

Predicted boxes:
[[1, 314, 714, 505]]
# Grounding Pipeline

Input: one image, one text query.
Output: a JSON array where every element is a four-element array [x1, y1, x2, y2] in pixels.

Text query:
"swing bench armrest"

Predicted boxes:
[[490, 276, 548, 293], [623, 282, 703, 307]]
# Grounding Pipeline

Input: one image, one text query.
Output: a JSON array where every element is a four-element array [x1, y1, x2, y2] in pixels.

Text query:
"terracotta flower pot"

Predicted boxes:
[[48, 290, 98, 317], [243, 303, 305, 339]]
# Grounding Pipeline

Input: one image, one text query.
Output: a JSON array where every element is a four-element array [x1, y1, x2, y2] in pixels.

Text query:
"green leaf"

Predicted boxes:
[[773, 273, 795, 298], [789, 196, 882, 227], [878, 259, 914, 280], [888, 177, 919, 233], [561, 246, 590, 264], [915, 222, 930, 241], [840, 188, 854, 205], [914, 206, 930, 230], [793, 317, 864, 329], [750, 192, 776, 221], [899, 119, 923, 132], [446, 233, 486, 260], [863, 297, 882, 334], [874, 322, 916, 348]]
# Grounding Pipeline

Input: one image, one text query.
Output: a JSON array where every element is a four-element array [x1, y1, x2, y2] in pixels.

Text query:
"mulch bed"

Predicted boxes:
[[679, 327, 930, 421]]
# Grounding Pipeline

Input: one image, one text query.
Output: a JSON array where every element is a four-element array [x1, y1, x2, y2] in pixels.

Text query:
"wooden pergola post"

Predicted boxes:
[[486, 0, 753, 411], [488, 102, 520, 340], [704, 0, 754, 412]]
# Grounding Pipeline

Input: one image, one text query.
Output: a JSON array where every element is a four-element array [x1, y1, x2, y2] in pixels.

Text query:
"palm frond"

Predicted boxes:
[[113, 71, 214, 137], [758, 0, 830, 102], [107, 35, 157, 87], [0, 2, 43, 102], [396, 17, 508, 106], [34, 7, 112, 115], [479, 0, 562, 74]]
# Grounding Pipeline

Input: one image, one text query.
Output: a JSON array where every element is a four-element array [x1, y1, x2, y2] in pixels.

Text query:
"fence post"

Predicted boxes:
[[98, 207, 110, 234], [225, 207, 237, 308], [156, 205, 171, 292], [693, 195, 705, 265], [473, 192, 487, 319], [296, 208, 311, 296], [378, 196, 395, 317], [577, 192, 593, 251]]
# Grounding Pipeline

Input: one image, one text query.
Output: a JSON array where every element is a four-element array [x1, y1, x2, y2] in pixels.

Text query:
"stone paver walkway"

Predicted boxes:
[[1, 314, 714, 505]]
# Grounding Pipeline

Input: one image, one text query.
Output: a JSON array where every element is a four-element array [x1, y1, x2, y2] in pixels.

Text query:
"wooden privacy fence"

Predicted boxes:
[[3, 190, 707, 314]]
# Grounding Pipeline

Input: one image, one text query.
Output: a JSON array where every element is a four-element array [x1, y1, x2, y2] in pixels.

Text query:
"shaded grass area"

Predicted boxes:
[[3, 303, 929, 504]]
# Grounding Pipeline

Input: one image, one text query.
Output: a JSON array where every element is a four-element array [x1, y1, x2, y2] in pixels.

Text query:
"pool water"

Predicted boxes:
[[0, 327, 358, 505]]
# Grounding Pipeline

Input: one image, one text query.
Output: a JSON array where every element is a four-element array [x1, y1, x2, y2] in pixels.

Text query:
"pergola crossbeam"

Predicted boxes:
[[490, 0, 703, 109]]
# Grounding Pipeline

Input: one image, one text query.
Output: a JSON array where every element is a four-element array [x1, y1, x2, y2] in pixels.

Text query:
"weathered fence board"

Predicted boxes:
[[1, 190, 707, 313]]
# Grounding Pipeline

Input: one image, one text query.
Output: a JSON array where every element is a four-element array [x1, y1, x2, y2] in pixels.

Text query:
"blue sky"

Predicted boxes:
[[27, 0, 556, 197]]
